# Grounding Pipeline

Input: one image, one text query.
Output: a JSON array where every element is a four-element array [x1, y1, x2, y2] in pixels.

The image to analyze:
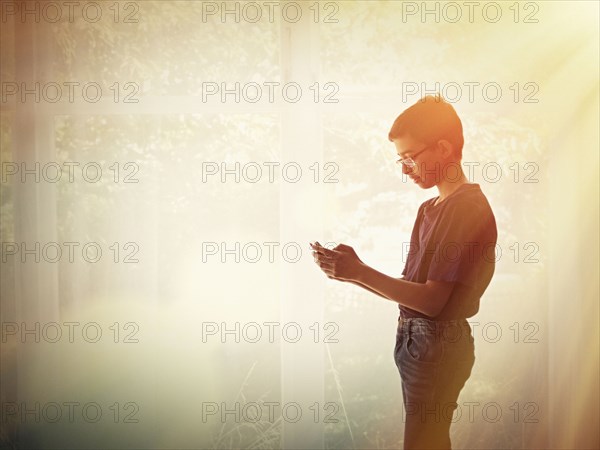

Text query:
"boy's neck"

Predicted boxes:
[[435, 168, 470, 205]]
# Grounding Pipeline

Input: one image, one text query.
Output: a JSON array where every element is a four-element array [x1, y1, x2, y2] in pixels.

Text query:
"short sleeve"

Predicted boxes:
[[402, 201, 426, 278], [426, 201, 497, 287]]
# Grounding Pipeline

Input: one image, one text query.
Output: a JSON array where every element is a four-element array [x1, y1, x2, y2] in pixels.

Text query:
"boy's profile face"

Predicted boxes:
[[392, 133, 450, 189]]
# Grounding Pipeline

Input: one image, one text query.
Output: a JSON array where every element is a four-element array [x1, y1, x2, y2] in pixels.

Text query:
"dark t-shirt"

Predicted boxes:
[[399, 183, 498, 321]]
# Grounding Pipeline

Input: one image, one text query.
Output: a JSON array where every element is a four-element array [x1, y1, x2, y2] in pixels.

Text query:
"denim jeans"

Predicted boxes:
[[394, 317, 475, 450]]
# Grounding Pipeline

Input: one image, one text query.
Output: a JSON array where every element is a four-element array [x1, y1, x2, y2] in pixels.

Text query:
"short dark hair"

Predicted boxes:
[[388, 94, 464, 159]]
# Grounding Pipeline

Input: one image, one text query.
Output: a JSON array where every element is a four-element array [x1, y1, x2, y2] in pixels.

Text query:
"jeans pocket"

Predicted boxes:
[[394, 331, 404, 367], [405, 333, 444, 365]]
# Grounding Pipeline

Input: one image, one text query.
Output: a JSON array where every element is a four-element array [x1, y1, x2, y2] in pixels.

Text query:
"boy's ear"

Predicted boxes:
[[437, 139, 455, 159]]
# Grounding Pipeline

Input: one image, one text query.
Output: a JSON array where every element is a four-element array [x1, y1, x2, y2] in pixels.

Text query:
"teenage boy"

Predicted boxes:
[[311, 94, 498, 449]]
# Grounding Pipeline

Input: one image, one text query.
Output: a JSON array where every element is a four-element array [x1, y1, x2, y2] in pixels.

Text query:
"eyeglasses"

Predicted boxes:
[[396, 145, 432, 169]]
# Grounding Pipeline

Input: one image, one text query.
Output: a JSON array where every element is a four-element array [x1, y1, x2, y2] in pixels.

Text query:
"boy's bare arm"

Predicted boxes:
[[309, 241, 450, 316], [354, 263, 454, 317], [345, 277, 405, 300]]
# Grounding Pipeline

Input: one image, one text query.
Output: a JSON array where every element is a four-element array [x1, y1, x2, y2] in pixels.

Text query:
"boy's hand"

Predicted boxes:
[[310, 242, 364, 282]]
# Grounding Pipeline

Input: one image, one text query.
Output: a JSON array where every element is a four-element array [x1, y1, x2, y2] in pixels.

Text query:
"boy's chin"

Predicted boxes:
[[412, 177, 435, 189]]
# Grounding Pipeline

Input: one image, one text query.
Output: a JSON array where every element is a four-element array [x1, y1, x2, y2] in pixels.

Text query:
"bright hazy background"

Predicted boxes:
[[1, 1, 598, 449]]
